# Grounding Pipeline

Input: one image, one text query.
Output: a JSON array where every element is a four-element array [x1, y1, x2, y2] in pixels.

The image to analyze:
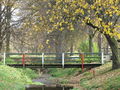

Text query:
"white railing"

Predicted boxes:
[[101, 52, 104, 64], [0, 52, 104, 66], [42, 53, 44, 68], [62, 53, 65, 68]]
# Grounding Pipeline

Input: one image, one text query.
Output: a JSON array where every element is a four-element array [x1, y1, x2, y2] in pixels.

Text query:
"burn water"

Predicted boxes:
[[26, 85, 73, 90], [26, 74, 73, 90]]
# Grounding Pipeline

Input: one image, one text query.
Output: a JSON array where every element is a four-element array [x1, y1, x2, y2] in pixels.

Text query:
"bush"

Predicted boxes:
[[79, 40, 89, 52], [6, 58, 16, 64], [79, 40, 99, 52]]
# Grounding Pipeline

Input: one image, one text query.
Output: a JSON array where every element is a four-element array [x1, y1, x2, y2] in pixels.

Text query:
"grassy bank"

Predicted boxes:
[[79, 62, 120, 90], [48, 68, 81, 77], [48, 68, 81, 85], [48, 63, 120, 90], [0, 65, 42, 90]]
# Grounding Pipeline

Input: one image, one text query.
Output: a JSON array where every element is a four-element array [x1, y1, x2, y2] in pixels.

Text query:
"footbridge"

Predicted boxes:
[[0, 52, 104, 69]]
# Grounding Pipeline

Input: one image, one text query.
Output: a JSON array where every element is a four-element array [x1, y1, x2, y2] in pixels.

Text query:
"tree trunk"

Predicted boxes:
[[105, 34, 120, 69], [70, 42, 73, 56], [55, 43, 62, 61], [6, 32, 11, 53], [6, 4, 12, 53], [89, 35, 93, 53], [98, 33, 102, 53], [54, 31, 62, 61], [0, 42, 3, 53], [106, 42, 109, 55], [0, 4, 2, 52]]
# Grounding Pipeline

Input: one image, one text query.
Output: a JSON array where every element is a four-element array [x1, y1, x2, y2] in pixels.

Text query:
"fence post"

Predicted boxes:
[[22, 54, 25, 67], [101, 52, 104, 64], [42, 53, 44, 68], [62, 53, 65, 68], [80, 53, 84, 72], [3, 52, 6, 65], [63, 86, 65, 90]]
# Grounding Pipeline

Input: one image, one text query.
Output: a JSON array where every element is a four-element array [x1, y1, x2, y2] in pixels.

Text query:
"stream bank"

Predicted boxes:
[[26, 73, 73, 90], [26, 68, 84, 90]]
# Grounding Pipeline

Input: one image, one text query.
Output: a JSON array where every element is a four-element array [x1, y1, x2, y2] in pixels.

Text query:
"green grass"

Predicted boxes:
[[79, 62, 120, 90], [48, 68, 81, 77], [18, 68, 38, 79], [0, 65, 42, 90], [48, 68, 82, 90], [48, 62, 120, 90], [103, 75, 120, 90]]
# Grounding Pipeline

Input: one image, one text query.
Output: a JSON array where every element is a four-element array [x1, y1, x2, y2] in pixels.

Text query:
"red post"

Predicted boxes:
[[22, 54, 25, 67], [80, 53, 84, 72]]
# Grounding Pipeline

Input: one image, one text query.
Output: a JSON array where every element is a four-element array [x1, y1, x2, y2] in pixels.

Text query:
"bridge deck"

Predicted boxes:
[[8, 63, 102, 68]]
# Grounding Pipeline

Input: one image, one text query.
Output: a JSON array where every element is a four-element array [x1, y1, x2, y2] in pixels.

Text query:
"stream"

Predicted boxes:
[[26, 74, 73, 90]]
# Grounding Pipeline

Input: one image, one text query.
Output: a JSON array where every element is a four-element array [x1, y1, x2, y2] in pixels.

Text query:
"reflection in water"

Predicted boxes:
[[26, 86, 73, 90]]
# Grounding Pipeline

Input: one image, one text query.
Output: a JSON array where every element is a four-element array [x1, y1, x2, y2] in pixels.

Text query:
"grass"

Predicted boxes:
[[60, 79, 69, 84], [48, 68, 81, 77], [48, 68, 82, 90], [0, 65, 42, 90], [48, 62, 120, 90], [79, 62, 120, 90], [18, 68, 38, 79], [2, 56, 119, 89]]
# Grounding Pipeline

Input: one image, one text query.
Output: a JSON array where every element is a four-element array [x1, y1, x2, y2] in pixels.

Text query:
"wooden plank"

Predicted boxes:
[[7, 63, 102, 68]]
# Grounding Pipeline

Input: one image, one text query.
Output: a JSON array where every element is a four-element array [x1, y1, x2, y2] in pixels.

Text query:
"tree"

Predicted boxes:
[[17, 0, 87, 54], [42, 0, 120, 69], [0, 0, 19, 52]]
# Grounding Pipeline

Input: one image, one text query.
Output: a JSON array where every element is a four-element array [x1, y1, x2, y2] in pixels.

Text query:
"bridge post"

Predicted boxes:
[[3, 52, 6, 65], [22, 54, 25, 67], [101, 52, 104, 64], [62, 53, 65, 68], [42, 53, 44, 68], [80, 53, 84, 72]]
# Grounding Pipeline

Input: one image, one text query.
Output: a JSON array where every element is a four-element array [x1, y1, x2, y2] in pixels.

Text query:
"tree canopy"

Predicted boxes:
[[41, 0, 120, 39]]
